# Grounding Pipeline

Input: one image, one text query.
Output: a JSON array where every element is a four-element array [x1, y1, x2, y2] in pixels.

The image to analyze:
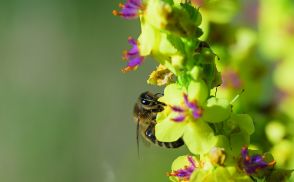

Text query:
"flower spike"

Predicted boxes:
[[121, 37, 144, 73], [112, 0, 144, 19]]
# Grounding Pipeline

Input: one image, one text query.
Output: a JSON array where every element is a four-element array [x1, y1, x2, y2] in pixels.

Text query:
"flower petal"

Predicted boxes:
[[156, 107, 170, 123], [188, 80, 208, 106], [171, 155, 198, 171], [202, 97, 231, 123], [230, 131, 250, 156], [190, 169, 211, 182], [138, 23, 156, 56], [183, 120, 217, 155], [235, 114, 254, 135], [155, 118, 186, 142], [158, 83, 184, 106]]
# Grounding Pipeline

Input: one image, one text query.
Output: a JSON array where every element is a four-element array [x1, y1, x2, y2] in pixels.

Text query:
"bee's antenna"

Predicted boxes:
[[136, 118, 140, 158]]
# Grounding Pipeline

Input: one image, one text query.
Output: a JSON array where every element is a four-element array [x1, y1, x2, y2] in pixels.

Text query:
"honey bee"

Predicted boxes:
[[134, 91, 184, 150]]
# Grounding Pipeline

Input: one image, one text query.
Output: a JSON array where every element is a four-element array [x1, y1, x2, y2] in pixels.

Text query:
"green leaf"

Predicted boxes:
[[158, 33, 178, 55], [180, 3, 202, 26], [162, 0, 174, 5], [167, 34, 186, 54], [189, 66, 202, 80], [202, 97, 231, 123], [195, 27, 203, 37]]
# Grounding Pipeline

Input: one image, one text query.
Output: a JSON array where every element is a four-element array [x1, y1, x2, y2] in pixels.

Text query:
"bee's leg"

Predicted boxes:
[[151, 104, 165, 113], [154, 93, 164, 97]]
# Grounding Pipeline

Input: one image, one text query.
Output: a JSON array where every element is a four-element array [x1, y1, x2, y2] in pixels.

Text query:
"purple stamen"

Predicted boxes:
[[192, 110, 202, 119], [240, 146, 276, 175], [113, 0, 143, 19], [171, 106, 185, 113], [183, 94, 202, 119], [168, 156, 197, 181], [172, 115, 186, 122], [121, 37, 144, 72], [170, 94, 202, 122], [188, 156, 196, 167]]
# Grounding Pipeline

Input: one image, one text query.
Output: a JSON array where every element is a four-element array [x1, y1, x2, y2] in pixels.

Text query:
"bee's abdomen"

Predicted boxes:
[[145, 124, 184, 148], [157, 138, 184, 148]]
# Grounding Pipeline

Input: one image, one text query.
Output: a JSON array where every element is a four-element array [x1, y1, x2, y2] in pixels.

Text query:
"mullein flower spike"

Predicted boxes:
[[112, 0, 144, 19], [122, 37, 144, 72], [113, 0, 288, 181], [240, 146, 276, 175]]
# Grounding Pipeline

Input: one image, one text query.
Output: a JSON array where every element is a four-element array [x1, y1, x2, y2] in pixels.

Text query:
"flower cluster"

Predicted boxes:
[[114, 0, 293, 181]]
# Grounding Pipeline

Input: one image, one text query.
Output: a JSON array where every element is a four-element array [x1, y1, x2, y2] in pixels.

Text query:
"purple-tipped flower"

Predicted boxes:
[[171, 94, 203, 122], [121, 37, 144, 72], [239, 146, 276, 175], [168, 156, 197, 181], [112, 0, 144, 19]]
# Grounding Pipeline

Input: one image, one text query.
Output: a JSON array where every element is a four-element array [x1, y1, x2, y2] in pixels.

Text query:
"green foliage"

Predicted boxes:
[[167, 34, 186, 54]]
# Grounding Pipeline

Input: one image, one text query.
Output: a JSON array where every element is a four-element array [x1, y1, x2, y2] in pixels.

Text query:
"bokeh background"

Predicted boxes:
[[0, 1, 187, 182], [0, 0, 293, 182]]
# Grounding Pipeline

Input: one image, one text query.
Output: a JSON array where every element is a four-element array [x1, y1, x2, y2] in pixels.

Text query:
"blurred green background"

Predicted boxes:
[[0, 0, 293, 182], [0, 1, 188, 182]]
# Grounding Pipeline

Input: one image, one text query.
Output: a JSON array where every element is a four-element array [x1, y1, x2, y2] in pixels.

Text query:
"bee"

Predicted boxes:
[[134, 91, 184, 150]]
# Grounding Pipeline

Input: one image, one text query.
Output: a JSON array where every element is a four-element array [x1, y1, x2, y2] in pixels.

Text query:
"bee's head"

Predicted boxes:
[[139, 91, 166, 112]]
